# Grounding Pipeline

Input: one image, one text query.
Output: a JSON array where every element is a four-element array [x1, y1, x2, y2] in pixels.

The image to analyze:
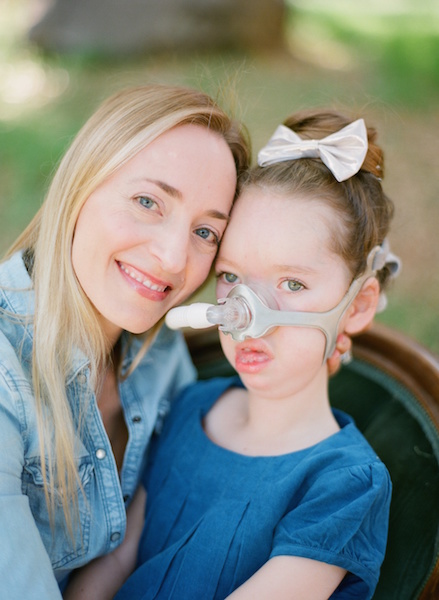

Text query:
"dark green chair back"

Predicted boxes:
[[184, 324, 439, 600]]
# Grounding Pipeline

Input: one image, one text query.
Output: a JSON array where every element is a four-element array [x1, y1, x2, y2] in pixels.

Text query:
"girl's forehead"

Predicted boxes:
[[221, 190, 336, 263], [218, 189, 352, 288], [230, 187, 337, 235]]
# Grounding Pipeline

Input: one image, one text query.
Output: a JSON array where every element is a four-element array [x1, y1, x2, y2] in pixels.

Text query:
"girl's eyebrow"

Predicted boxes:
[[215, 257, 238, 269], [275, 263, 318, 274], [217, 257, 317, 274]]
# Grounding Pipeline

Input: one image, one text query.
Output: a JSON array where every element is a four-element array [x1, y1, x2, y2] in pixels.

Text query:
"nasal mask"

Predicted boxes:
[[165, 246, 386, 363]]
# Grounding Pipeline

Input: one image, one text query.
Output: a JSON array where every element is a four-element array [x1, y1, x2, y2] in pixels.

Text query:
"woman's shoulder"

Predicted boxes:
[[0, 324, 33, 393], [0, 251, 34, 315], [0, 332, 35, 451], [0, 250, 32, 286]]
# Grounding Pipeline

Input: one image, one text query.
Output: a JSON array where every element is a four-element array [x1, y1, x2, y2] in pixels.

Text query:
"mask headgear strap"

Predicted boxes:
[[222, 245, 382, 362]]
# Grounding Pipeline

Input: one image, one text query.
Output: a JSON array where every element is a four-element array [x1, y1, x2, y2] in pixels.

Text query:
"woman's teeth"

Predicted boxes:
[[120, 263, 168, 292]]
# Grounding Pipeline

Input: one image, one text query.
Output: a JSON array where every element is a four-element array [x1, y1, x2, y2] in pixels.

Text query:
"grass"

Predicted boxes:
[[288, 0, 439, 107], [1, 0, 438, 353]]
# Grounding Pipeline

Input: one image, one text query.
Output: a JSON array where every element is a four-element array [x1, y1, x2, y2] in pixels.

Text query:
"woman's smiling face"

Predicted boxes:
[[215, 186, 352, 399], [72, 124, 237, 345]]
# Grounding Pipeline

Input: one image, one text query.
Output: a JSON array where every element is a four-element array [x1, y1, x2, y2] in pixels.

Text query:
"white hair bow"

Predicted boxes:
[[257, 119, 368, 182]]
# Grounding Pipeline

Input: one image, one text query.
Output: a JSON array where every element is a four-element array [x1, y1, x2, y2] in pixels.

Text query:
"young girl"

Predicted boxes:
[[67, 109, 398, 600]]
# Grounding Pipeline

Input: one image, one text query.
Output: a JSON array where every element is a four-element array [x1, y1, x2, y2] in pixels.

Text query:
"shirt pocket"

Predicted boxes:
[[22, 457, 95, 569]]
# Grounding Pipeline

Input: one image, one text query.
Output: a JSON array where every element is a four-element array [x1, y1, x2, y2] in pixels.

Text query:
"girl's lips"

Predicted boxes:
[[234, 341, 273, 373], [117, 261, 173, 299]]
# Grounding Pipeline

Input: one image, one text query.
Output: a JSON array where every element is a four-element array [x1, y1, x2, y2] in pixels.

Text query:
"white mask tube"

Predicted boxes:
[[165, 297, 251, 332], [164, 303, 215, 330]]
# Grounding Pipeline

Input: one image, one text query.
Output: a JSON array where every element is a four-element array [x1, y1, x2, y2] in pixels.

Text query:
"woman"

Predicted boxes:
[[0, 83, 250, 599]]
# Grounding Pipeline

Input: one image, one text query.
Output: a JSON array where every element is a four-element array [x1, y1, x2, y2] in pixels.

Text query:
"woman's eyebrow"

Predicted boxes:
[[145, 178, 182, 199], [207, 210, 229, 222], [131, 177, 229, 221]]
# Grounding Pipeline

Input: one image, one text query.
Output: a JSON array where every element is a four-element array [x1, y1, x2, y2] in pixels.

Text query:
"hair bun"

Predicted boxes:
[[283, 110, 385, 179], [362, 126, 384, 179]]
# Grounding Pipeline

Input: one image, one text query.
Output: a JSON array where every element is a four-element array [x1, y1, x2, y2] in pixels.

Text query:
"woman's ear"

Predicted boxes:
[[343, 277, 380, 335]]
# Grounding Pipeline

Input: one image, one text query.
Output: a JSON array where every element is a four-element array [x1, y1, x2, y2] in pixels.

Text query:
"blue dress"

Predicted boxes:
[[116, 376, 391, 600]]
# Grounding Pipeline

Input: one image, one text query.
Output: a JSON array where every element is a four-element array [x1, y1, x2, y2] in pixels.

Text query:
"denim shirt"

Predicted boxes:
[[0, 252, 196, 599]]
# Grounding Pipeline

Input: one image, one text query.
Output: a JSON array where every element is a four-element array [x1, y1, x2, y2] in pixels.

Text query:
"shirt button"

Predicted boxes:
[[77, 373, 87, 385], [132, 415, 142, 423], [96, 448, 106, 460], [110, 532, 121, 542]]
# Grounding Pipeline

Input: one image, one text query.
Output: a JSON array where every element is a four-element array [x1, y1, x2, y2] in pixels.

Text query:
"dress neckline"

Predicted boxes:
[[195, 378, 347, 461]]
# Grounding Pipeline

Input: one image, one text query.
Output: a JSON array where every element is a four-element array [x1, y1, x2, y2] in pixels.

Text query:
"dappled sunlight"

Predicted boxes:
[[288, 22, 354, 71], [288, 0, 439, 71], [0, 59, 69, 119], [0, 0, 68, 119], [289, 0, 439, 28]]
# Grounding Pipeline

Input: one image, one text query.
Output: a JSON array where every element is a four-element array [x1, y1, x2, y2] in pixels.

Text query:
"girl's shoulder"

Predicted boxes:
[[175, 375, 243, 415], [330, 408, 386, 468], [153, 376, 242, 445]]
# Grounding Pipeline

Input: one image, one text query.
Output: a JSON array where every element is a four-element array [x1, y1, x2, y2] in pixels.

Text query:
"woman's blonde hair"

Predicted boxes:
[[4, 84, 250, 535]]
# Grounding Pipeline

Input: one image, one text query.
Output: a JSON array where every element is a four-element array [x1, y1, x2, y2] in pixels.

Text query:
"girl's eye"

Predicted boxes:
[[138, 196, 158, 211], [281, 279, 304, 292], [195, 227, 219, 245], [219, 272, 238, 284]]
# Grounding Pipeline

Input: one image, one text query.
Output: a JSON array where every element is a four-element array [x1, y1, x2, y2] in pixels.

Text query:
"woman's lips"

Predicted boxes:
[[117, 261, 172, 300]]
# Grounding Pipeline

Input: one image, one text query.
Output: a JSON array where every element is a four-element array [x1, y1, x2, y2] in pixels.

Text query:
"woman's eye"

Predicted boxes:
[[195, 227, 219, 245], [137, 196, 158, 210], [281, 279, 304, 292]]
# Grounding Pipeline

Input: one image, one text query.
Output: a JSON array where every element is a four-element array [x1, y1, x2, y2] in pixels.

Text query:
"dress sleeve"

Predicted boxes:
[[270, 462, 392, 597], [0, 367, 63, 600]]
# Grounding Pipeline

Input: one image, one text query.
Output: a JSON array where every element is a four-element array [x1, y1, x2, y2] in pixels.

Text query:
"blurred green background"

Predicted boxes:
[[1, 0, 438, 353]]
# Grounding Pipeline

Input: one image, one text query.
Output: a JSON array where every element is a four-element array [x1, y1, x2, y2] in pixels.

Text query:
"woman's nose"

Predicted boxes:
[[149, 226, 190, 275]]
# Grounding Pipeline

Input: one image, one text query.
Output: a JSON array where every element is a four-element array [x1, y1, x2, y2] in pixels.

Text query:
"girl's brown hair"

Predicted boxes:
[[244, 109, 394, 289]]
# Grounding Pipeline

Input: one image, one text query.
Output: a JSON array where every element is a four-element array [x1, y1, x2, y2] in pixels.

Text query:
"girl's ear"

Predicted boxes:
[[343, 277, 380, 335]]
